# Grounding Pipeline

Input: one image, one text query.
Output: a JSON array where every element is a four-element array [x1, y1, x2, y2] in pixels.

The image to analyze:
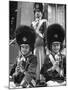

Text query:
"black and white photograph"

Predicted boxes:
[[9, 0, 66, 89]]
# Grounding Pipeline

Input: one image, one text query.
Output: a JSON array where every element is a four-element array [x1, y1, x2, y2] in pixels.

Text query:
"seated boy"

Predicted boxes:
[[9, 25, 37, 88], [41, 24, 66, 86]]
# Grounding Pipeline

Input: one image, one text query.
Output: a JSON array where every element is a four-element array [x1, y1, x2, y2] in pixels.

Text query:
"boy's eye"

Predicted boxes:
[[25, 46, 29, 49], [21, 46, 29, 49], [54, 44, 57, 46], [53, 43, 60, 46], [53, 45, 57, 47]]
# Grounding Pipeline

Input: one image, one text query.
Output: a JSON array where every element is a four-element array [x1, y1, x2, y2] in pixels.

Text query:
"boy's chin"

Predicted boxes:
[[54, 51, 59, 54], [22, 52, 29, 56], [22, 53, 27, 56], [53, 50, 59, 54]]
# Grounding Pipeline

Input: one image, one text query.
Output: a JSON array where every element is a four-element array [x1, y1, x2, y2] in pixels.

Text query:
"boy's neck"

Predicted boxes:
[[51, 51, 60, 56]]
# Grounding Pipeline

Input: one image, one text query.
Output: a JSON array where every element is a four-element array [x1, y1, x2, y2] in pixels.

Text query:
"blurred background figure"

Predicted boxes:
[[31, 3, 48, 81]]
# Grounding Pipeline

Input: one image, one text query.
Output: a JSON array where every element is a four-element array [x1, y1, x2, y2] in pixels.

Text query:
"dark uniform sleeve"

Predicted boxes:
[[40, 55, 53, 81], [21, 55, 37, 87], [10, 60, 26, 84], [10, 63, 17, 76], [25, 56, 37, 79], [63, 55, 66, 78], [41, 55, 51, 75]]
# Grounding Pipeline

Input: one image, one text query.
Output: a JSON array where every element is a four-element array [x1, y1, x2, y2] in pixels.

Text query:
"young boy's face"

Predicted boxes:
[[20, 44, 30, 56], [35, 11, 42, 20], [52, 42, 61, 54]]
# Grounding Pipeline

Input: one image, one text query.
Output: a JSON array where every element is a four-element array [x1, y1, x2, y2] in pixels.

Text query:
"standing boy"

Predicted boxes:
[[31, 3, 48, 81]]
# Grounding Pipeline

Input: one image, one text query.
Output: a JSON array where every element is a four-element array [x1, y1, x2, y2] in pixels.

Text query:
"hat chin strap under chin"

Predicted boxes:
[[20, 51, 32, 58]]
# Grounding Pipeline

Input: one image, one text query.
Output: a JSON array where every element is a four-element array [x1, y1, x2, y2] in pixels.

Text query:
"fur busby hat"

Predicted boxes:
[[47, 24, 65, 50], [33, 3, 43, 13], [16, 25, 36, 50]]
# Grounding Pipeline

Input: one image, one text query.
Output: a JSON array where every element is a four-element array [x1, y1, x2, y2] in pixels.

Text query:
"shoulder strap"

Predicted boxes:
[[49, 54, 56, 65]]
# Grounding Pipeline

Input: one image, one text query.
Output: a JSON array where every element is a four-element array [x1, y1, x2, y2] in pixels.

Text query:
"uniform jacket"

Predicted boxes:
[[41, 53, 66, 82], [10, 54, 37, 85]]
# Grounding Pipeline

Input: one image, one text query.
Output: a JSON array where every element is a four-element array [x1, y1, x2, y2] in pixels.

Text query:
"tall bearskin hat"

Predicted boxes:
[[33, 3, 43, 13], [47, 24, 65, 50], [16, 25, 36, 51]]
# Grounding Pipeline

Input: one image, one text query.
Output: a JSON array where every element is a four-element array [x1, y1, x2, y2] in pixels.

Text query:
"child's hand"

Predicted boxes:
[[9, 76, 12, 79], [13, 72, 18, 77], [47, 68, 52, 72], [47, 64, 57, 72]]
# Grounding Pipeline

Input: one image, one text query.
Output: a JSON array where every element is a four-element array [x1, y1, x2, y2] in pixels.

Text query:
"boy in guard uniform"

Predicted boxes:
[[31, 3, 48, 81], [9, 25, 37, 88], [41, 24, 66, 86]]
